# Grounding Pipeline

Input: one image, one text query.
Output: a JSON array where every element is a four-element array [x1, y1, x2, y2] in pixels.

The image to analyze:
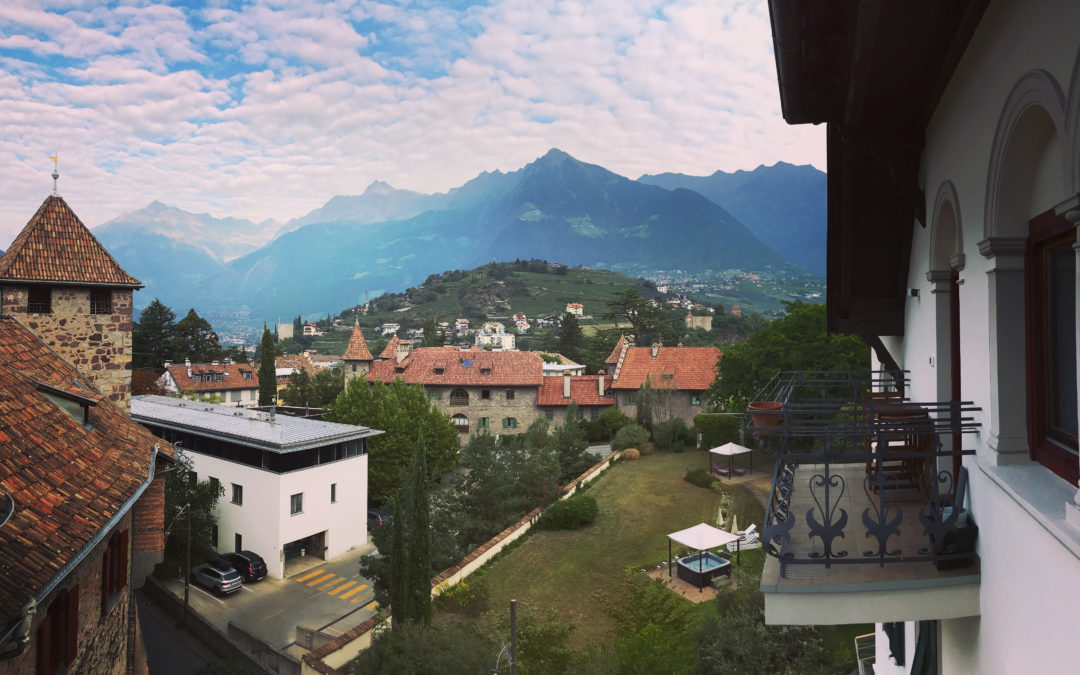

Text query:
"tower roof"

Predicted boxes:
[[343, 322, 373, 361], [0, 195, 141, 287]]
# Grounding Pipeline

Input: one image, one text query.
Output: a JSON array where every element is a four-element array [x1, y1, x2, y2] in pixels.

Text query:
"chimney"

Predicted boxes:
[[164, 360, 172, 368], [185, 358, 191, 367], [212, 360, 219, 366], [598, 375, 604, 398], [651, 343, 660, 358], [563, 372, 571, 398], [225, 357, 233, 365]]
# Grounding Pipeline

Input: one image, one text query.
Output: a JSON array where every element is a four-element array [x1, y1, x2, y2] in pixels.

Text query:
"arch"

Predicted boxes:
[[449, 387, 469, 406], [983, 69, 1068, 240], [450, 413, 469, 433], [929, 180, 964, 271], [1065, 44, 1080, 192]]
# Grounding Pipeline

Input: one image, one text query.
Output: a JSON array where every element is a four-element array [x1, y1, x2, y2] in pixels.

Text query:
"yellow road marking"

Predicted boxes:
[[339, 583, 368, 599], [318, 576, 345, 591], [306, 572, 336, 587], [328, 581, 357, 596], [294, 569, 325, 582], [327, 627, 342, 635], [360, 600, 378, 610]]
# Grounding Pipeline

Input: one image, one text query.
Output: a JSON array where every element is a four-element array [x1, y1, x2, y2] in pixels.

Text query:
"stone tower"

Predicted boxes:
[[342, 321, 373, 382], [0, 195, 142, 411]]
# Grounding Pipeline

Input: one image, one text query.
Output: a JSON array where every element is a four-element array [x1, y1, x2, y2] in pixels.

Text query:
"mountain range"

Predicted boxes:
[[87, 150, 824, 332]]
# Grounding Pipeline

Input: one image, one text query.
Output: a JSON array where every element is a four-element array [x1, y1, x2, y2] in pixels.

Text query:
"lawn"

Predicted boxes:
[[460, 450, 764, 649]]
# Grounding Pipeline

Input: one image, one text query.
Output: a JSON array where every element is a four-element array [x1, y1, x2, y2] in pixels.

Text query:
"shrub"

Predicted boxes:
[[585, 407, 631, 443], [621, 448, 640, 461], [638, 441, 655, 456], [539, 494, 599, 530], [653, 418, 693, 452], [694, 413, 743, 450], [434, 580, 488, 616], [612, 423, 650, 451], [684, 467, 715, 490]]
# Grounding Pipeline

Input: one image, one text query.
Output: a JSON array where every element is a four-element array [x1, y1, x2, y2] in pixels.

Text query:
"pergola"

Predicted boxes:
[[709, 442, 754, 477], [667, 523, 742, 592]]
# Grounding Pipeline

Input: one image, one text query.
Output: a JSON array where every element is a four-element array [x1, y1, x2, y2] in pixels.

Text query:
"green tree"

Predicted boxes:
[[348, 622, 497, 674], [324, 378, 458, 502], [169, 308, 225, 363], [133, 298, 176, 369], [403, 439, 432, 626], [421, 317, 441, 347], [257, 325, 277, 406], [556, 312, 585, 362], [603, 574, 700, 674], [708, 302, 869, 411], [311, 367, 344, 407], [550, 402, 592, 481], [162, 449, 224, 570], [280, 369, 313, 407]]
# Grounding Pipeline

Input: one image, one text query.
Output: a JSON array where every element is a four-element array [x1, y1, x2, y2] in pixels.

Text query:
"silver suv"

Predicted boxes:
[[191, 558, 243, 595]]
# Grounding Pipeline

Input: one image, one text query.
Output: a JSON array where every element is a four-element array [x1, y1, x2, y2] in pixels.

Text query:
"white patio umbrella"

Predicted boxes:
[[667, 523, 742, 592], [709, 441, 754, 477]]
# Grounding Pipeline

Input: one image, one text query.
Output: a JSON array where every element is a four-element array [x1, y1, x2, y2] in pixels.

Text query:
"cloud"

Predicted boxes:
[[0, 0, 823, 246]]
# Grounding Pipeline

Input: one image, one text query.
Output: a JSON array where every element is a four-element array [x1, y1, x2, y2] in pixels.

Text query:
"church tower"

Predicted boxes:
[[342, 321, 373, 382]]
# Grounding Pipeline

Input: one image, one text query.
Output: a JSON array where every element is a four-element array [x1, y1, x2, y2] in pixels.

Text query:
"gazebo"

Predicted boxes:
[[667, 523, 742, 592], [708, 441, 754, 477]]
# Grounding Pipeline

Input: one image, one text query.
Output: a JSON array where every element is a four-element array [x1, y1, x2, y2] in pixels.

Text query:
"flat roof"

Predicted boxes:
[[132, 395, 382, 453]]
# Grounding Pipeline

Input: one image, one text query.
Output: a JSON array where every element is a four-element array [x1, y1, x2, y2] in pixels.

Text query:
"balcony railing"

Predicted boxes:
[[748, 371, 981, 575]]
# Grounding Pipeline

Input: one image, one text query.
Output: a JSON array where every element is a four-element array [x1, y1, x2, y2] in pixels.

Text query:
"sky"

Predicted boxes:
[[0, 0, 824, 245]]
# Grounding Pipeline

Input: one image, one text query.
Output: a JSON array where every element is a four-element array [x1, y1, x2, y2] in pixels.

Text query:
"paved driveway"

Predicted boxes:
[[159, 543, 379, 651]]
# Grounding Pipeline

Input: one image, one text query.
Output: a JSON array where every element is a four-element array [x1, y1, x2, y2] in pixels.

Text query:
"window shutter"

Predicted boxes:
[[65, 584, 79, 666], [101, 541, 111, 615], [36, 618, 51, 673]]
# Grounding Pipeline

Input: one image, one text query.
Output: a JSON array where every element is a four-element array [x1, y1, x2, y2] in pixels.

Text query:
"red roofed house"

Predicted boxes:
[[367, 347, 545, 437], [159, 357, 260, 407], [343, 321, 374, 383], [537, 374, 614, 426], [0, 193, 172, 672], [606, 341, 720, 423]]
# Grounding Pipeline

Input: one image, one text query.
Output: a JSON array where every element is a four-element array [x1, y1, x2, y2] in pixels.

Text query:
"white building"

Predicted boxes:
[[132, 396, 382, 580], [766, 2, 1080, 673], [565, 302, 583, 316], [475, 321, 516, 350], [160, 359, 261, 408], [277, 321, 294, 340]]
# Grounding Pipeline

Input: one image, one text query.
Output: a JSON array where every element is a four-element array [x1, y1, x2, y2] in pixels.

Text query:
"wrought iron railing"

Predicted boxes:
[[748, 371, 982, 574]]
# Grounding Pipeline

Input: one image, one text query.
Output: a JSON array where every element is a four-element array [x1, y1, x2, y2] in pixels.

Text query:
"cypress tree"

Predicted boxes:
[[258, 325, 277, 405], [388, 476, 407, 633], [406, 436, 432, 625]]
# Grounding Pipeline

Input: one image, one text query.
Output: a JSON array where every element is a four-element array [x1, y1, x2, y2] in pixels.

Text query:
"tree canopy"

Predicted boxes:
[[171, 308, 226, 363], [708, 301, 869, 411], [132, 298, 176, 369], [556, 312, 584, 363], [257, 325, 277, 405]]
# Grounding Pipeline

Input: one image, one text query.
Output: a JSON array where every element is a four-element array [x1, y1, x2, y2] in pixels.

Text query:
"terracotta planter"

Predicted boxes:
[[749, 401, 783, 436]]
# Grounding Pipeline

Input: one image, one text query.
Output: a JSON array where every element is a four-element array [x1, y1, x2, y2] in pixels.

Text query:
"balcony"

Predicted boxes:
[[749, 371, 982, 625]]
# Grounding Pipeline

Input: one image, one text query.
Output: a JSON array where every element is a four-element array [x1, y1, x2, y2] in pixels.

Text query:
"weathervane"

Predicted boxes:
[[49, 153, 59, 196]]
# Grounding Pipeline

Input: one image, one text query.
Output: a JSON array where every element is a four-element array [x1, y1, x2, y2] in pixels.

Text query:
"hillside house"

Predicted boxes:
[[454, 318, 470, 333], [160, 358, 260, 407], [133, 396, 380, 579], [276, 321, 294, 340], [685, 313, 713, 331], [0, 193, 171, 673], [379, 322, 399, 336], [605, 339, 719, 423], [565, 302, 583, 317], [302, 321, 321, 336], [475, 322, 515, 351], [763, 2, 1080, 673]]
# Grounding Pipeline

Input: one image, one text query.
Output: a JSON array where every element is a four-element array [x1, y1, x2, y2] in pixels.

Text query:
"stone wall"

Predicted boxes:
[[428, 385, 542, 437], [1, 284, 134, 411], [615, 390, 704, 425], [131, 471, 166, 585], [8, 513, 134, 675]]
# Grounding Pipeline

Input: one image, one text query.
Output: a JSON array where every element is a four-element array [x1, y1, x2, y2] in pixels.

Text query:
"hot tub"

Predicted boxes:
[[676, 551, 731, 587]]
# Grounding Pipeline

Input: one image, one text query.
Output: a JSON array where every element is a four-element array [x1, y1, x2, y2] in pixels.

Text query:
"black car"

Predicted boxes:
[[191, 558, 243, 595], [368, 508, 391, 527], [222, 550, 268, 583]]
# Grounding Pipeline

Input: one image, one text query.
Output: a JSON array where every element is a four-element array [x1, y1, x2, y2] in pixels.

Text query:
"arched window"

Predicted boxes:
[[451, 413, 469, 434], [449, 388, 469, 406]]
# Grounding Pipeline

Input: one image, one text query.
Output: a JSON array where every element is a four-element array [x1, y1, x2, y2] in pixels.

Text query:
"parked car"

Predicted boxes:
[[191, 558, 243, 595], [222, 550, 268, 583], [367, 508, 392, 527]]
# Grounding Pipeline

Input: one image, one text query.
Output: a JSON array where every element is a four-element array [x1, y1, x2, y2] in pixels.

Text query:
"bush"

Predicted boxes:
[[684, 467, 715, 490], [539, 494, 599, 530], [694, 414, 743, 450], [653, 418, 694, 452], [612, 423, 650, 451], [434, 580, 488, 616], [621, 448, 641, 461], [585, 407, 631, 443]]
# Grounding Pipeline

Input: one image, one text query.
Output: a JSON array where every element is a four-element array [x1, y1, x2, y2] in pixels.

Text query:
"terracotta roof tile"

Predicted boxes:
[[0, 316, 170, 621], [537, 375, 614, 406], [605, 335, 631, 364], [610, 346, 720, 391], [0, 195, 140, 287], [378, 335, 401, 360], [367, 348, 543, 386], [165, 363, 259, 393], [276, 355, 317, 377], [343, 323, 373, 361]]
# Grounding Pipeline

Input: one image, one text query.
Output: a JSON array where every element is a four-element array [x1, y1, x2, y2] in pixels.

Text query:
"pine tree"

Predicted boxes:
[[258, 325, 277, 405], [405, 437, 432, 625], [133, 298, 176, 369]]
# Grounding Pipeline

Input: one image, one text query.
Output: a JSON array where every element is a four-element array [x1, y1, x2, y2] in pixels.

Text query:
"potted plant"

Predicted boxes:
[[748, 400, 783, 436]]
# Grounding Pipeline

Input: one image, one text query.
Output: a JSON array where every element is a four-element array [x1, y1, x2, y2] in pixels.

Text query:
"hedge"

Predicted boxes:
[[693, 413, 743, 450]]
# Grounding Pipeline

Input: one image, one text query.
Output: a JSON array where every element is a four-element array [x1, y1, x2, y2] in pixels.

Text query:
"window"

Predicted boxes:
[[691, 394, 702, 406], [428, 390, 442, 400], [100, 530, 128, 615], [449, 388, 469, 406], [27, 286, 51, 314], [290, 493, 304, 515], [231, 391, 241, 402], [451, 413, 469, 433], [211, 524, 218, 548], [505, 389, 515, 400], [193, 374, 202, 383], [503, 417, 518, 429], [623, 392, 636, 405], [590, 408, 599, 421], [215, 373, 223, 382], [545, 409, 554, 422], [242, 370, 252, 381], [89, 289, 111, 314], [352, 364, 357, 373], [481, 389, 491, 400], [478, 417, 490, 429], [434, 367, 444, 375], [235, 533, 242, 552], [480, 368, 491, 375], [1026, 210, 1078, 483], [231, 483, 243, 505], [37, 585, 78, 673], [331, 483, 337, 503]]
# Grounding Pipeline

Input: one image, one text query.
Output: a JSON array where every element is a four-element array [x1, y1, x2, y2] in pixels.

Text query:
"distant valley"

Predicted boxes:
[[88, 150, 826, 342]]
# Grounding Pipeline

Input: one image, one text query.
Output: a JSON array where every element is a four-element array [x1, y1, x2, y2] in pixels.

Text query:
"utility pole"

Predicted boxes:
[[510, 599, 517, 675]]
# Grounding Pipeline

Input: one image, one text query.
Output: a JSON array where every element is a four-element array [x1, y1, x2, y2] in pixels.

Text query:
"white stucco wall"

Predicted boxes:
[[881, 1, 1080, 673], [186, 452, 368, 580]]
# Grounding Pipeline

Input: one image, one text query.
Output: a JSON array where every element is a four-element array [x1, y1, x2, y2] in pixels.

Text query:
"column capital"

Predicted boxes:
[[978, 237, 1027, 258], [926, 269, 952, 285]]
